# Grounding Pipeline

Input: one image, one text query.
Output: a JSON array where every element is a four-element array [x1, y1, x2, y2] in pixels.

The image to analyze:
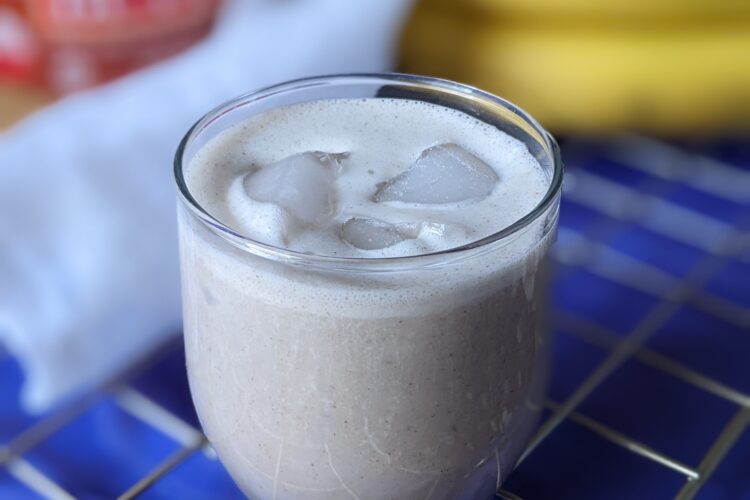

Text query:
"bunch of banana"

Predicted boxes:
[[399, 0, 750, 135]]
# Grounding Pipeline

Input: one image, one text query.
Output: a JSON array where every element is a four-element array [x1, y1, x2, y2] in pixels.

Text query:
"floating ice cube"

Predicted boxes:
[[340, 217, 416, 250], [419, 221, 468, 240], [227, 176, 296, 247], [243, 151, 347, 224], [417, 221, 470, 250], [372, 143, 499, 204]]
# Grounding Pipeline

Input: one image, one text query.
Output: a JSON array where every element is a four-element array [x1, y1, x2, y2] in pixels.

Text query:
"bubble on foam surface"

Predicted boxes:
[[372, 143, 499, 204], [243, 151, 347, 224]]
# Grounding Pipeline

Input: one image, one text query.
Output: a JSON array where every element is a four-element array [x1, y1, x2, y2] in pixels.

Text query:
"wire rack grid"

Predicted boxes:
[[0, 135, 748, 499]]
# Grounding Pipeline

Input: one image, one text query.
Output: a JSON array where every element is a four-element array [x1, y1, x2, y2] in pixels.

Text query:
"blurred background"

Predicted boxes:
[[0, 0, 748, 498]]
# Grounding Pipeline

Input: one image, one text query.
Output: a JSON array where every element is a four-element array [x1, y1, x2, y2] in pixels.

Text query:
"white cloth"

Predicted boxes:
[[0, 0, 412, 412]]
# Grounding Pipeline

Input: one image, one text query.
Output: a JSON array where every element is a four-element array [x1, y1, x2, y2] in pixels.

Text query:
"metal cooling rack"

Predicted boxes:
[[0, 136, 748, 499]]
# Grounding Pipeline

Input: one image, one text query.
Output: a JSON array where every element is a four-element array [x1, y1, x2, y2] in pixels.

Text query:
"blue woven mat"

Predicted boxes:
[[1, 136, 748, 499]]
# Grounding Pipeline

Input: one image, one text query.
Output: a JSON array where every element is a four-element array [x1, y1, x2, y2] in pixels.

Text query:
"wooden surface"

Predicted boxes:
[[0, 84, 52, 130]]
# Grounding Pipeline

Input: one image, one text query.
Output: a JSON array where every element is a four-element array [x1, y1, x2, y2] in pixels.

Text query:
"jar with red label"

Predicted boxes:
[[1, 0, 221, 95]]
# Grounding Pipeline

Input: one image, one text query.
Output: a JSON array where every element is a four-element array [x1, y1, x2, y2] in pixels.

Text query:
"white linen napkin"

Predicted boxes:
[[0, 0, 412, 412]]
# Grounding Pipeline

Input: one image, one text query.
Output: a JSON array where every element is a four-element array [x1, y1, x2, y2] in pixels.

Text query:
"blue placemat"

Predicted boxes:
[[1, 136, 748, 499]]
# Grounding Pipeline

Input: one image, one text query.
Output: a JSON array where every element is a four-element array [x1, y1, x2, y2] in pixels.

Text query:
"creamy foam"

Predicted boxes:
[[186, 98, 547, 258]]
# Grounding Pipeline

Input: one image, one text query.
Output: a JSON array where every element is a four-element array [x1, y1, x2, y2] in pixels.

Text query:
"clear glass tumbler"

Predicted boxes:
[[174, 74, 563, 500]]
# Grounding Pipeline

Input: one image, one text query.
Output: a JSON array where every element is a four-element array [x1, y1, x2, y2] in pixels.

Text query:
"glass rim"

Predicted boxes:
[[174, 73, 563, 272]]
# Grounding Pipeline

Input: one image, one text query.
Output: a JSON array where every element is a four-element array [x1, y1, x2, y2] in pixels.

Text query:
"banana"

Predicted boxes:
[[400, 3, 750, 134], [426, 0, 750, 19]]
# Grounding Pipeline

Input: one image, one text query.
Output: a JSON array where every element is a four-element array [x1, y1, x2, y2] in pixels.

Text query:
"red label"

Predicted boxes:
[[28, 0, 221, 43], [0, 2, 42, 84], [8, 0, 222, 94]]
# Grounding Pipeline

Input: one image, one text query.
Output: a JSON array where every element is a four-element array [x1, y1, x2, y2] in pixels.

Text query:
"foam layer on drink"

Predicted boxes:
[[186, 98, 547, 258]]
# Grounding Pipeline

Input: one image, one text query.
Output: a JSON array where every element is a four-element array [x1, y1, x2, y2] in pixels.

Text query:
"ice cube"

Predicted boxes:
[[243, 151, 347, 224], [372, 143, 499, 204], [417, 221, 469, 250], [419, 221, 468, 239], [227, 176, 296, 247], [340, 217, 415, 250]]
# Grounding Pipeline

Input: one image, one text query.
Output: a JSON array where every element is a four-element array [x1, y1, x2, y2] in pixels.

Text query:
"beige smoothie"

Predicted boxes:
[[177, 95, 558, 499]]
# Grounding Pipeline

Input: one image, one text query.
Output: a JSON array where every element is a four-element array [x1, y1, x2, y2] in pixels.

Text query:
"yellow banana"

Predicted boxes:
[[427, 0, 750, 19], [400, 3, 750, 134]]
